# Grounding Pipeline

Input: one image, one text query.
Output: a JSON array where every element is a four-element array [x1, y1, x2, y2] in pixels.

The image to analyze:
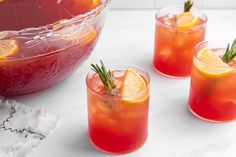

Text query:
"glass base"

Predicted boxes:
[[152, 65, 190, 79], [188, 104, 236, 123], [88, 134, 148, 155]]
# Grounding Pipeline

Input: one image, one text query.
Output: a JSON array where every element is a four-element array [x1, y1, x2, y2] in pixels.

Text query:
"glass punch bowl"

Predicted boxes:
[[0, 0, 111, 96]]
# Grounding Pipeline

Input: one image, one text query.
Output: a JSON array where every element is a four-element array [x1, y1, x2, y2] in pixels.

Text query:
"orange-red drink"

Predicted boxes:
[[86, 63, 150, 154], [189, 40, 236, 122], [153, 4, 207, 78]]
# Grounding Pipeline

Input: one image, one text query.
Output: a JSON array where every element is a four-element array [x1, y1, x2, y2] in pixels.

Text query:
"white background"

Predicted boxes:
[[110, 0, 236, 9]]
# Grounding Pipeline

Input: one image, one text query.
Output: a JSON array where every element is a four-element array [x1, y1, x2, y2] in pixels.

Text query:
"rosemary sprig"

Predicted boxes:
[[184, 0, 193, 12], [222, 39, 236, 63], [91, 60, 116, 95]]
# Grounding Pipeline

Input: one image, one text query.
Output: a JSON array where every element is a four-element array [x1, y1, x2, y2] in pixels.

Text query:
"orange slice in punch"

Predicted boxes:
[[0, 40, 18, 59], [194, 47, 234, 78], [121, 68, 148, 105], [73, 0, 100, 9], [53, 19, 97, 46], [78, 26, 97, 46], [54, 23, 97, 47], [91, 0, 100, 7], [176, 12, 200, 29]]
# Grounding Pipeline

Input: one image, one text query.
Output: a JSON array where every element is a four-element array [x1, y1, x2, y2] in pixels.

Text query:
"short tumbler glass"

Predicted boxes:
[[153, 6, 207, 78], [86, 65, 150, 154], [188, 41, 236, 122]]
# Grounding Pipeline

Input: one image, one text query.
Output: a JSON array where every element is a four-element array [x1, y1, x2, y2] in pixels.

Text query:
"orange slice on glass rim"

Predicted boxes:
[[0, 40, 18, 59], [176, 12, 200, 29], [121, 68, 148, 105], [194, 47, 234, 78]]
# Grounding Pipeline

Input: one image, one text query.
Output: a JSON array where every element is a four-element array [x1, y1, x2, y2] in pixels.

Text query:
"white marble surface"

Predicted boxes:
[[110, 0, 236, 9], [14, 10, 236, 157]]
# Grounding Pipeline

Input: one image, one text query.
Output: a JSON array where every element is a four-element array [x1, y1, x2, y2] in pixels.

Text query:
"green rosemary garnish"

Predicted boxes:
[[91, 60, 116, 95], [184, 0, 193, 12], [222, 39, 236, 63]]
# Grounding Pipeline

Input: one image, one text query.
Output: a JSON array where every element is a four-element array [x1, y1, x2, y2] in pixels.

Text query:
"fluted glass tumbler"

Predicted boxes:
[[153, 6, 207, 78], [188, 41, 236, 122], [86, 65, 150, 154]]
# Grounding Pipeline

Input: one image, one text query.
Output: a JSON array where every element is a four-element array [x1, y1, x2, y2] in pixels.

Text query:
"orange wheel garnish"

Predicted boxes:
[[121, 68, 148, 105], [176, 12, 200, 29], [0, 40, 18, 59], [194, 47, 234, 78]]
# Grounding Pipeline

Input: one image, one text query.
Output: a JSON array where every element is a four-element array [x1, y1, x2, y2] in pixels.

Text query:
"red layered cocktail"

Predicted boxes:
[[153, 0, 207, 78], [87, 62, 150, 154], [189, 40, 236, 122]]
